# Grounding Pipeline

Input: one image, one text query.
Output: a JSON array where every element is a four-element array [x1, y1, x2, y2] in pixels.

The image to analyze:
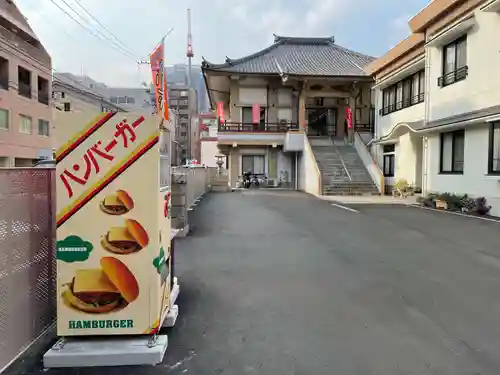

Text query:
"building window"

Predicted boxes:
[[37, 76, 49, 105], [0, 56, 8, 90], [19, 114, 32, 134], [242, 155, 265, 174], [242, 106, 266, 130], [61, 92, 65, 98], [110, 96, 118, 103], [439, 36, 467, 87], [38, 119, 50, 136], [440, 130, 465, 174], [64, 102, 71, 112], [380, 70, 424, 116], [382, 144, 395, 177], [126, 97, 135, 104], [0, 108, 8, 130], [118, 96, 126, 104], [488, 122, 500, 175], [18, 66, 31, 98]]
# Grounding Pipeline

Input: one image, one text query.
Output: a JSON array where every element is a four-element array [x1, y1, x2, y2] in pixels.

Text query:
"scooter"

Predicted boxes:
[[242, 173, 260, 188]]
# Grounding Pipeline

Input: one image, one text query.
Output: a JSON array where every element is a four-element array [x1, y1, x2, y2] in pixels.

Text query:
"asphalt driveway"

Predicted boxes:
[[11, 191, 500, 375]]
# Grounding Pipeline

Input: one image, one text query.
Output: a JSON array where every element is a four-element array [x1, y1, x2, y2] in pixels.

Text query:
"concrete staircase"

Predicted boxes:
[[309, 136, 379, 196]]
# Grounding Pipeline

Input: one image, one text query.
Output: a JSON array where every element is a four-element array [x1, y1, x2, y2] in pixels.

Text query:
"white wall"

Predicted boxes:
[[298, 137, 321, 195], [200, 140, 223, 167], [277, 151, 292, 182], [427, 11, 500, 122], [426, 124, 500, 216], [395, 133, 418, 186]]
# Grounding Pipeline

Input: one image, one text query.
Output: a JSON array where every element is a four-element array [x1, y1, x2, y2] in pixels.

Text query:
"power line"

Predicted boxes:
[[70, 0, 137, 57], [47, 0, 138, 61], [55, 0, 138, 59]]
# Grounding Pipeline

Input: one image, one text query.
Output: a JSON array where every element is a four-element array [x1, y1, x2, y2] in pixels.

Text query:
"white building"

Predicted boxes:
[[52, 73, 125, 113], [367, 0, 500, 215], [199, 113, 223, 168]]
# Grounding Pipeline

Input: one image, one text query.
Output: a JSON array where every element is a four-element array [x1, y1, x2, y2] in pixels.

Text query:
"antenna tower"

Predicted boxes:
[[187, 8, 194, 87]]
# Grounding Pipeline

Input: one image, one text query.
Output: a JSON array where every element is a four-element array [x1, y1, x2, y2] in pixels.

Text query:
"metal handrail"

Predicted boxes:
[[335, 148, 352, 181]]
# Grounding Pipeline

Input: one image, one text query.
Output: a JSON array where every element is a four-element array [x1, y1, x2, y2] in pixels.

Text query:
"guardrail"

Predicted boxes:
[[0, 168, 56, 373]]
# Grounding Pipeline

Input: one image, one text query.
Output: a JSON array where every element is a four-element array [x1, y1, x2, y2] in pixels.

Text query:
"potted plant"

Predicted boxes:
[[460, 194, 475, 213], [475, 197, 491, 216], [435, 193, 449, 210]]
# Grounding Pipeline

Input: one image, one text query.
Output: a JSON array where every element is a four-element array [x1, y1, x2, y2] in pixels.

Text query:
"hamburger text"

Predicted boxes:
[[58, 247, 87, 252], [68, 319, 134, 329]]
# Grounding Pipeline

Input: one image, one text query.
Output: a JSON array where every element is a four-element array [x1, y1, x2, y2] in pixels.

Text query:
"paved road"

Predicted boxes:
[[13, 191, 500, 374]]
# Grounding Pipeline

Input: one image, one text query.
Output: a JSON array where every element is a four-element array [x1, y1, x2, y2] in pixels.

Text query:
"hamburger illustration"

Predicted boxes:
[[99, 190, 134, 215], [61, 257, 139, 314], [101, 219, 149, 254]]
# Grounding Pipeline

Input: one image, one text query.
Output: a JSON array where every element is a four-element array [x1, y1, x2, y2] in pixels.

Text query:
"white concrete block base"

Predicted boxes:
[[163, 278, 180, 328], [171, 278, 180, 305], [43, 335, 168, 368], [176, 224, 190, 237], [43, 278, 180, 368], [163, 305, 179, 328]]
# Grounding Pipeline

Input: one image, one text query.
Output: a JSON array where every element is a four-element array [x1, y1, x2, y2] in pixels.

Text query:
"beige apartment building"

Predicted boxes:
[[0, 0, 53, 167]]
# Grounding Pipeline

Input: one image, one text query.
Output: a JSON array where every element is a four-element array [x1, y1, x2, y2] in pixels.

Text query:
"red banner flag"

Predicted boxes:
[[346, 107, 353, 129], [216, 102, 224, 121], [150, 38, 168, 121], [252, 103, 260, 124]]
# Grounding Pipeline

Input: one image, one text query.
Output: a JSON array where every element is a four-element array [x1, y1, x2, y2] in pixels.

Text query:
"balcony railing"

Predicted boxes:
[[18, 82, 31, 98], [218, 121, 299, 133], [355, 123, 373, 133], [38, 92, 49, 105], [438, 66, 468, 87], [379, 92, 424, 116]]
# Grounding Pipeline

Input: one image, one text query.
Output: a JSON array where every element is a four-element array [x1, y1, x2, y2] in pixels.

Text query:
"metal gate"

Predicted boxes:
[[0, 168, 56, 372]]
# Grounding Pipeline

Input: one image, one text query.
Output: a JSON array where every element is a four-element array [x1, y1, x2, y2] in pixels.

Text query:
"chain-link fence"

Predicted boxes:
[[0, 168, 56, 372]]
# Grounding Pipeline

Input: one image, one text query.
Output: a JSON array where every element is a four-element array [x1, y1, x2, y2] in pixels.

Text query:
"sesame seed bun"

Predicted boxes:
[[116, 190, 134, 210], [125, 219, 149, 248], [100, 257, 139, 303]]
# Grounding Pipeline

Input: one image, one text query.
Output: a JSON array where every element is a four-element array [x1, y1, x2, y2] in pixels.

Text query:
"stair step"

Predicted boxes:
[[311, 142, 380, 195]]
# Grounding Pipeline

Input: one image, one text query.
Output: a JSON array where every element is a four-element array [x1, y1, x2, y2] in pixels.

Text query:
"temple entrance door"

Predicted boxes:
[[307, 108, 337, 136]]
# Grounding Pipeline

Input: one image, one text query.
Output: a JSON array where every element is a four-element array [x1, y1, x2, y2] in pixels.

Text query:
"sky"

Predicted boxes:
[[16, 0, 431, 88]]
